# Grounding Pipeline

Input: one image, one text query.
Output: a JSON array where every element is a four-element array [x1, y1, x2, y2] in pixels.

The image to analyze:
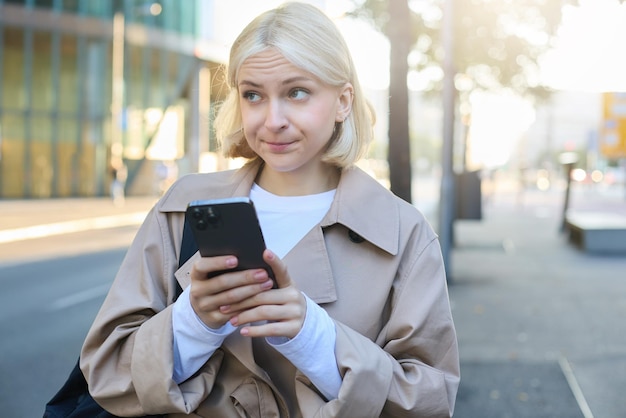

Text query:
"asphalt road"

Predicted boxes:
[[0, 226, 136, 418]]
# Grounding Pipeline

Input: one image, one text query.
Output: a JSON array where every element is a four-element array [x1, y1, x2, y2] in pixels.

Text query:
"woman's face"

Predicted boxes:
[[237, 48, 352, 178]]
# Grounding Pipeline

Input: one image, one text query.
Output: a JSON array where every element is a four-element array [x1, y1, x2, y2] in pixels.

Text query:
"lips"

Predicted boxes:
[[262, 139, 296, 153]]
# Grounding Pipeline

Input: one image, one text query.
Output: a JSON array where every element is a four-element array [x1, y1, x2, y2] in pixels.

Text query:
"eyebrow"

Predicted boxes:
[[238, 76, 314, 88]]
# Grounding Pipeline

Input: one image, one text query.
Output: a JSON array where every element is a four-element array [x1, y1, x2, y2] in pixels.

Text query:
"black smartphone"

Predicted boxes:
[[185, 197, 276, 287]]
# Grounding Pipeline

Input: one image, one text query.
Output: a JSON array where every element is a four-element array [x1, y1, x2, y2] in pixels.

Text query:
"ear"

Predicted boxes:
[[335, 83, 354, 122]]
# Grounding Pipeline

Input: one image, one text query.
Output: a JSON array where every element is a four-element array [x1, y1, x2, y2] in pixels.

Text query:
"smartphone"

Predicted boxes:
[[185, 197, 276, 287]]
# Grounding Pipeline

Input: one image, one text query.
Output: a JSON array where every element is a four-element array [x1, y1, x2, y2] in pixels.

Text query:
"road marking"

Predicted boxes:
[[0, 212, 147, 244], [558, 354, 594, 418], [49, 284, 112, 311]]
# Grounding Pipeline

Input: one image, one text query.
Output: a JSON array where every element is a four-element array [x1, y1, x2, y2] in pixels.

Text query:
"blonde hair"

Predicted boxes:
[[213, 2, 375, 168]]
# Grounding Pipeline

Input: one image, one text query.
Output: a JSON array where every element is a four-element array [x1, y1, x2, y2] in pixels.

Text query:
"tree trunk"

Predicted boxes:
[[387, 0, 412, 203]]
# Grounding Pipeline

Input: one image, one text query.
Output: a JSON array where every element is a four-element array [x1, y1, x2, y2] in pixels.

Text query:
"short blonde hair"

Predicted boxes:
[[213, 2, 375, 168]]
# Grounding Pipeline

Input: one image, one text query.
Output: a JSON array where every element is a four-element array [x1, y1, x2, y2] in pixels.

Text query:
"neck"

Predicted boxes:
[[256, 164, 340, 196]]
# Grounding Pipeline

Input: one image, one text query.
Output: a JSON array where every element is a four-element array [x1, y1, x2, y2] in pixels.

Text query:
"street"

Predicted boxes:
[[0, 226, 138, 418]]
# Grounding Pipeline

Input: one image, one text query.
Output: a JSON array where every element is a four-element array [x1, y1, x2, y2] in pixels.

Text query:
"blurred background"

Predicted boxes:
[[1, 0, 625, 256], [1, 0, 625, 417], [1, 0, 623, 199]]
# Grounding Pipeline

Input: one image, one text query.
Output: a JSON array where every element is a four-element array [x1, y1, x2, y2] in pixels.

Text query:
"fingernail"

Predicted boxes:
[[261, 279, 273, 289], [226, 257, 237, 267], [230, 317, 238, 326], [220, 305, 230, 313], [254, 270, 267, 281], [240, 327, 249, 336]]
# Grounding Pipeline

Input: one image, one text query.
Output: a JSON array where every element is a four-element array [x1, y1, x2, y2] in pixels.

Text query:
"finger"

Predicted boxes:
[[214, 275, 275, 308], [192, 267, 271, 302], [240, 321, 302, 338], [236, 305, 305, 339], [190, 269, 273, 329], [231, 296, 302, 325], [263, 249, 292, 289], [191, 255, 237, 282], [229, 289, 307, 339]]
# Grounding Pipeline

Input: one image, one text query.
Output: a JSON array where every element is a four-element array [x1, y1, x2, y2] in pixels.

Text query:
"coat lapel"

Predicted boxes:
[[284, 225, 338, 304]]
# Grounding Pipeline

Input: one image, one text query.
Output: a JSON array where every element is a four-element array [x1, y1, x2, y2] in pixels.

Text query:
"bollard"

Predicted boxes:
[[559, 152, 579, 232]]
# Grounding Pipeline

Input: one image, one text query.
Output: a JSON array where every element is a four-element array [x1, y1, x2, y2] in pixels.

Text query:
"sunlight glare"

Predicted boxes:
[[466, 92, 536, 170], [540, 0, 626, 92]]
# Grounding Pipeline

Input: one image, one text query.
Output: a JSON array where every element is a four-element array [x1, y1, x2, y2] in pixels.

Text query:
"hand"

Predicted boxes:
[[224, 249, 306, 339], [189, 255, 275, 329]]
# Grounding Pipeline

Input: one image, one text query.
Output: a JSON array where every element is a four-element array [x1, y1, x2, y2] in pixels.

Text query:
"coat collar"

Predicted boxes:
[[159, 160, 399, 256], [323, 166, 399, 255]]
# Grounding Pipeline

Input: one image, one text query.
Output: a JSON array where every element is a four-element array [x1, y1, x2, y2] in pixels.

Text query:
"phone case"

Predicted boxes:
[[185, 197, 276, 285]]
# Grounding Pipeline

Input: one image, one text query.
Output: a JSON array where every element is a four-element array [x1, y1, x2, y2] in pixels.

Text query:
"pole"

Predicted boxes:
[[111, 12, 125, 172], [439, 0, 456, 282], [559, 152, 578, 232]]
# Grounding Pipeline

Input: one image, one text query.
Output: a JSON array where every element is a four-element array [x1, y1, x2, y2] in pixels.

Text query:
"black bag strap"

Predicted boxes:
[[175, 218, 197, 300], [180, 217, 198, 267]]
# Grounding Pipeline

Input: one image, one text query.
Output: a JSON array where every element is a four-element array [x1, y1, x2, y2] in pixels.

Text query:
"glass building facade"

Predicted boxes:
[[0, 0, 224, 198]]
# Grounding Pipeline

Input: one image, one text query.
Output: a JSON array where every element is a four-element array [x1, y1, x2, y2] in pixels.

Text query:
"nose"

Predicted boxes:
[[264, 100, 288, 132]]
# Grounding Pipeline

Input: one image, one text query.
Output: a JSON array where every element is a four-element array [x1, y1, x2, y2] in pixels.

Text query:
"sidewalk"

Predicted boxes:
[[0, 196, 158, 244], [449, 186, 626, 417]]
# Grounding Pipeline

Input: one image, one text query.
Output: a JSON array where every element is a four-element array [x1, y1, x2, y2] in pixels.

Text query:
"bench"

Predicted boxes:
[[565, 212, 626, 254]]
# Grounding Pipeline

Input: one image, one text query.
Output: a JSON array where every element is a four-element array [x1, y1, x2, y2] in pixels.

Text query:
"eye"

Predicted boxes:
[[289, 88, 309, 100], [242, 91, 261, 103]]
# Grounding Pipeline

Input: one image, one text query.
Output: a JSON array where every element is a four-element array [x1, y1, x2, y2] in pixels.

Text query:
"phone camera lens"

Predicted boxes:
[[206, 207, 220, 224], [191, 207, 203, 219], [196, 220, 207, 230]]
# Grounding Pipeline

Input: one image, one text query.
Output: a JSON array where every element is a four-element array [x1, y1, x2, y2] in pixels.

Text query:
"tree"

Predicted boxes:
[[387, 0, 412, 202], [350, 0, 428, 203], [350, 0, 579, 201]]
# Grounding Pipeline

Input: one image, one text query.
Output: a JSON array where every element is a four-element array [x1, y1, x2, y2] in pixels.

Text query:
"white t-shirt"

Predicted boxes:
[[249, 183, 335, 258]]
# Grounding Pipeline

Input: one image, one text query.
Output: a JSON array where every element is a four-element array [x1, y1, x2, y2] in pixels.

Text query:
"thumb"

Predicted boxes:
[[263, 249, 292, 289]]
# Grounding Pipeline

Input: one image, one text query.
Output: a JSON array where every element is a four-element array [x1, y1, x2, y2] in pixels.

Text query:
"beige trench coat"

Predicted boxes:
[[81, 161, 460, 417]]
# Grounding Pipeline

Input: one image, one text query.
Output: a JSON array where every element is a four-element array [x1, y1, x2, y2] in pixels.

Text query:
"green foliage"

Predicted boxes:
[[350, 0, 580, 102]]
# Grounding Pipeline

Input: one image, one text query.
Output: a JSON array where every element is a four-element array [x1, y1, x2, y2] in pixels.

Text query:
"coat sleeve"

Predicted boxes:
[[296, 237, 460, 418], [79, 207, 223, 416]]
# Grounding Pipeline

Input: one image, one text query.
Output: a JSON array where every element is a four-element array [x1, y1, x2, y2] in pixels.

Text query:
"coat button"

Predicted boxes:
[[348, 229, 365, 243]]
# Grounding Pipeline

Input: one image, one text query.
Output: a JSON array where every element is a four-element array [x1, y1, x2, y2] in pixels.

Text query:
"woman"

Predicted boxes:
[[81, 2, 460, 417]]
